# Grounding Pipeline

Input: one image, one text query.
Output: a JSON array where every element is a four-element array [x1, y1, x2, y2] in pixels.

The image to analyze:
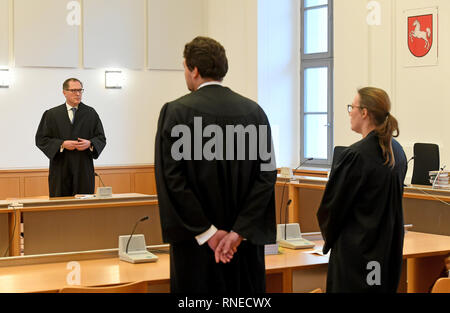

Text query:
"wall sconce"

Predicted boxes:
[[0, 69, 10, 88], [105, 70, 123, 89]]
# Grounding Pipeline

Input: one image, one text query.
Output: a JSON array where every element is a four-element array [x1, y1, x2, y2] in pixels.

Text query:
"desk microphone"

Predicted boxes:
[[407, 156, 415, 166], [95, 172, 106, 187], [278, 158, 313, 228], [126, 216, 149, 253]]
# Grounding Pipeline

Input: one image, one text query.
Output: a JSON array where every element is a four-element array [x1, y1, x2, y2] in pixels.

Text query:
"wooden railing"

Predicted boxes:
[[0, 165, 156, 199]]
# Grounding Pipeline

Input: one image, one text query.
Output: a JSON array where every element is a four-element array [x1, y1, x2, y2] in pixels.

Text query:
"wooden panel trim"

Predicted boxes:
[[403, 192, 450, 202], [0, 165, 157, 200], [0, 164, 155, 174], [19, 200, 159, 212]]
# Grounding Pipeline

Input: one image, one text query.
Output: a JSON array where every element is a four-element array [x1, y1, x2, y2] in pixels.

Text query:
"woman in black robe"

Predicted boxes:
[[317, 87, 407, 293]]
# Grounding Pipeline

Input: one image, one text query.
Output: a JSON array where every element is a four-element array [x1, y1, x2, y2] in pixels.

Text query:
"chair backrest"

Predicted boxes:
[[431, 278, 450, 293], [411, 143, 440, 185], [331, 146, 347, 171], [59, 281, 148, 293]]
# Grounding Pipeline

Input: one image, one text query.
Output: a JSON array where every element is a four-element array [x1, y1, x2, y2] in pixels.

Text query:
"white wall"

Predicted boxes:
[[0, 0, 258, 169], [2, 0, 449, 175], [258, 0, 300, 168], [334, 0, 450, 181]]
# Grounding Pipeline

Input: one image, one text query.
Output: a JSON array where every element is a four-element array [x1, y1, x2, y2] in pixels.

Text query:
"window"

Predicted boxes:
[[301, 0, 333, 166]]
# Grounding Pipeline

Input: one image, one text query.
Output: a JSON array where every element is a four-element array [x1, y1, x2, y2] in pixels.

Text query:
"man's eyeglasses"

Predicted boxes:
[[65, 89, 84, 94], [347, 104, 363, 113]]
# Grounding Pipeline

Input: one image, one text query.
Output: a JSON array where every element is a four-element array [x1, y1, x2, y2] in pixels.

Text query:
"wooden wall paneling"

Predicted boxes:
[[403, 197, 450, 236], [275, 182, 291, 225], [24, 177, 49, 198], [0, 165, 156, 200], [7, 209, 21, 256], [297, 187, 324, 233], [134, 172, 156, 195], [23, 204, 163, 255], [0, 213, 8, 256], [99, 173, 131, 194], [0, 178, 20, 199]]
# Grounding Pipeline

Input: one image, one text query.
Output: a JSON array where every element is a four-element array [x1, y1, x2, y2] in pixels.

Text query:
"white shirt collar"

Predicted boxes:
[[198, 81, 223, 90], [66, 103, 79, 111]]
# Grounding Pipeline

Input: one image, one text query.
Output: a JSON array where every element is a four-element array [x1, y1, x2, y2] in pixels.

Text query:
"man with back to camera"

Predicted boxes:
[[155, 36, 277, 293], [36, 78, 106, 197]]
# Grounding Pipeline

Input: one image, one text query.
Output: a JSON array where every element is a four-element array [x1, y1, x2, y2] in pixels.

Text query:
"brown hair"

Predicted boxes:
[[63, 78, 83, 90], [358, 87, 399, 167], [183, 36, 228, 81]]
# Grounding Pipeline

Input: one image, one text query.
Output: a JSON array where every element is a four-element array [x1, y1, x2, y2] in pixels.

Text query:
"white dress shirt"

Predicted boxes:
[[60, 103, 93, 153]]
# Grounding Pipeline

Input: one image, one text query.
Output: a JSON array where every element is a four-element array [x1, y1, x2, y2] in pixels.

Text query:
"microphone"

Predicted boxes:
[[95, 172, 106, 187], [284, 200, 292, 240], [126, 216, 149, 254], [278, 158, 314, 229], [407, 156, 415, 165]]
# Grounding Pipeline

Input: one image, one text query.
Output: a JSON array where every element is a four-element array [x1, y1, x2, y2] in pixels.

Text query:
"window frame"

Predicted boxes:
[[300, 0, 334, 166]]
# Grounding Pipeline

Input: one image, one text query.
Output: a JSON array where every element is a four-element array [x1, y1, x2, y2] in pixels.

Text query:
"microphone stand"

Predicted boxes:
[[126, 216, 149, 253], [279, 158, 313, 229]]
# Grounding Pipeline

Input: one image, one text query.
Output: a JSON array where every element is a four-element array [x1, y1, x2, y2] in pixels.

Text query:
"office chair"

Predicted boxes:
[[331, 146, 347, 171], [411, 143, 440, 186], [59, 280, 148, 293], [431, 278, 450, 293]]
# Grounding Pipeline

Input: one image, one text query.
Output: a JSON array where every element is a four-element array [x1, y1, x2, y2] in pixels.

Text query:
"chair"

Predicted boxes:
[[431, 278, 450, 293], [411, 143, 440, 185], [59, 281, 148, 293], [331, 146, 347, 171]]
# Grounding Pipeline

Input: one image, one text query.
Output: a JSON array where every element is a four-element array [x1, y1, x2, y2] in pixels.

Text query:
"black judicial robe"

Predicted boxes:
[[317, 131, 407, 293], [155, 85, 277, 293], [35, 103, 106, 197]]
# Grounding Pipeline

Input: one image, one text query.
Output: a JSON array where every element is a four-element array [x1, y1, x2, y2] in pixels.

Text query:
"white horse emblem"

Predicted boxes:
[[409, 19, 431, 50]]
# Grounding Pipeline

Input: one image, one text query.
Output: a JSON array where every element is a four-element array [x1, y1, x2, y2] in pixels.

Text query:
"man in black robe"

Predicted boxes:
[[35, 78, 106, 197], [155, 37, 277, 293]]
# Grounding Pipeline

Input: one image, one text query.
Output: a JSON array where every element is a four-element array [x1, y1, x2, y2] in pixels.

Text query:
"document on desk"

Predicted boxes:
[[74, 194, 96, 199], [303, 247, 329, 256]]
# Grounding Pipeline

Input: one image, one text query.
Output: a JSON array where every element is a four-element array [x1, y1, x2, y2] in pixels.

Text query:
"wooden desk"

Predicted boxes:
[[276, 176, 450, 236], [0, 232, 448, 293], [0, 194, 162, 256]]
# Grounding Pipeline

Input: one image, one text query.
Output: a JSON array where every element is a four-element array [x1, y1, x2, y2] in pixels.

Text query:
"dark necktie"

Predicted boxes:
[[71, 107, 77, 124]]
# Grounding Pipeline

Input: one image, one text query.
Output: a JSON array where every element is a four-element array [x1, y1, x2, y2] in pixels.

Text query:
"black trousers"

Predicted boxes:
[[170, 239, 266, 293]]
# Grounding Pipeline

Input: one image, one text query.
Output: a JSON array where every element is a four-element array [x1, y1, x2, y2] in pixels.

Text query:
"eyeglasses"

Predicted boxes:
[[65, 89, 84, 94], [347, 104, 363, 113]]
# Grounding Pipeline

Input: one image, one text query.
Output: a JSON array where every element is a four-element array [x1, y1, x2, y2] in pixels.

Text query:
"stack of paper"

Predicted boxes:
[[429, 170, 450, 189]]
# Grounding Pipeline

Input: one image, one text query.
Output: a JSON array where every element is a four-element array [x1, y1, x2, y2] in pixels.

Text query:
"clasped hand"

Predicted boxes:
[[207, 230, 243, 264], [63, 138, 91, 151]]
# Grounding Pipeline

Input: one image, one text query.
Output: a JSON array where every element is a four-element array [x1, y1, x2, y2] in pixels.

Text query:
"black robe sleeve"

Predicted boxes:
[[89, 110, 106, 159], [155, 103, 212, 241], [317, 148, 366, 254], [232, 112, 277, 245], [35, 110, 64, 160]]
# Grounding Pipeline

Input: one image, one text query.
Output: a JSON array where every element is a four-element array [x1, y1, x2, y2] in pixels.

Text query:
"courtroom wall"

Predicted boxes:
[[334, 0, 450, 181], [0, 0, 258, 169]]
